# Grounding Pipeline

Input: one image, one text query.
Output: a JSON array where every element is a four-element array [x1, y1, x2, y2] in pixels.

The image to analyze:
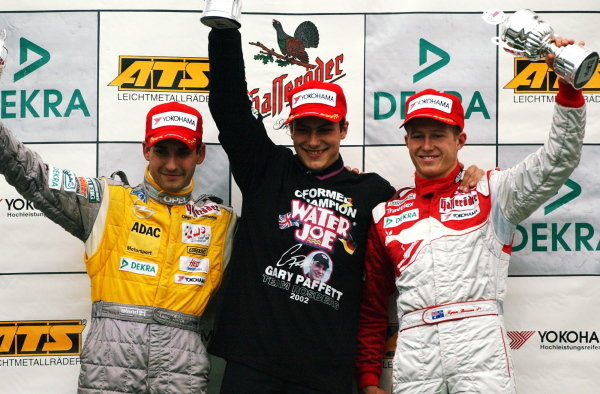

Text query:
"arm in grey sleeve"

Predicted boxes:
[[0, 123, 102, 241], [491, 103, 585, 226]]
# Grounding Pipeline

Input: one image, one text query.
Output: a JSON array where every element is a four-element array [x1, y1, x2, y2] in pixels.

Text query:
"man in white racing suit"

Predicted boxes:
[[355, 38, 586, 393], [0, 101, 236, 393]]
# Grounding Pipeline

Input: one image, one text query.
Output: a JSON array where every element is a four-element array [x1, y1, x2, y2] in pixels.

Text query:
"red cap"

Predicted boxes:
[[400, 89, 464, 131], [145, 102, 203, 150], [284, 80, 347, 124]]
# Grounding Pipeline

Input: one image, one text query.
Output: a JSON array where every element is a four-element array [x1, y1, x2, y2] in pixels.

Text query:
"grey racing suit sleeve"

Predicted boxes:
[[0, 123, 102, 242], [490, 102, 585, 241]]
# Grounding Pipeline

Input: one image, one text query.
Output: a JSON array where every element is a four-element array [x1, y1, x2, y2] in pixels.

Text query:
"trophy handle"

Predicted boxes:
[[491, 36, 528, 57]]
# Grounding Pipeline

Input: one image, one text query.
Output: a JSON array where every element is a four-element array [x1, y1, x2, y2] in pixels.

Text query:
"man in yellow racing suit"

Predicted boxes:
[[0, 101, 236, 393]]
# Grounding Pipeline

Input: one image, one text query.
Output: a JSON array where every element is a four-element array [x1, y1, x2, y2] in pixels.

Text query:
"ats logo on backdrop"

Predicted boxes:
[[109, 56, 210, 93], [513, 179, 600, 252], [508, 329, 600, 352], [247, 19, 346, 122], [0, 320, 86, 357], [374, 39, 490, 122], [505, 59, 600, 103], [1, 37, 90, 119]]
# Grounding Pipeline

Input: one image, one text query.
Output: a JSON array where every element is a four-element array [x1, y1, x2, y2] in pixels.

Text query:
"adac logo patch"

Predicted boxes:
[[119, 257, 158, 277], [0, 320, 86, 356], [130, 222, 161, 238], [108, 56, 210, 93]]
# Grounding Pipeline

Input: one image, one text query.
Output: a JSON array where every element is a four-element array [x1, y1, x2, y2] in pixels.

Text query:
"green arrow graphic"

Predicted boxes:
[[413, 38, 450, 83], [14, 37, 50, 82], [544, 179, 581, 215]]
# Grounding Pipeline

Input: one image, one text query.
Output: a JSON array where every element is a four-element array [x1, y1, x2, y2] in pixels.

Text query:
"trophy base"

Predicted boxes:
[[572, 52, 599, 90], [201, 16, 241, 29], [552, 43, 599, 90]]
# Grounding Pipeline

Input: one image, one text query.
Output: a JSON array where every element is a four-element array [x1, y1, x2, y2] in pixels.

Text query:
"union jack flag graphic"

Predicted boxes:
[[279, 212, 300, 229]]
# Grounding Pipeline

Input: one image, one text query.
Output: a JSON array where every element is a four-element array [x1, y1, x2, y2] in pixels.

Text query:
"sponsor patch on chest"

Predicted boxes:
[[182, 223, 211, 245], [174, 274, 206, 286], [439, 193, 480, 222], [383, 208, 419, 228], [119, 257, 158, 277], [180, 256, 210, 273]]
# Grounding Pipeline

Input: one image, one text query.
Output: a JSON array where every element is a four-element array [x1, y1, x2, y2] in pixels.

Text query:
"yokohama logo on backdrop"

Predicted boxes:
[[507, 331, 536, 349], [507, 329, 600, 351]]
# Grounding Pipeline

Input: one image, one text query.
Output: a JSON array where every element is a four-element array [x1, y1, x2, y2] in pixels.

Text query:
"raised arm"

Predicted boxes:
[[0, 124, 102, 241], [208, 28, 277, 192]]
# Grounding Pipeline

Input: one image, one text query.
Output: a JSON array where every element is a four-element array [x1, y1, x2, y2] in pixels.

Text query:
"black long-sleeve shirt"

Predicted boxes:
[[207, 28, 395, 393]]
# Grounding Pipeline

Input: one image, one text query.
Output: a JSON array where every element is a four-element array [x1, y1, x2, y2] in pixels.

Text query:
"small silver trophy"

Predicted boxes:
[[484, 9, 599, 89], [200, 0, 242, 29], [0, 29, 7, 80]]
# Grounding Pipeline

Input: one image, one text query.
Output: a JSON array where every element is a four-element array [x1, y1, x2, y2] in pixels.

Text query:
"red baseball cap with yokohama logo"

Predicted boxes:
[[145, 102, 203, 150], [284, 80, 347, 124], [400, 89, 465, 131]]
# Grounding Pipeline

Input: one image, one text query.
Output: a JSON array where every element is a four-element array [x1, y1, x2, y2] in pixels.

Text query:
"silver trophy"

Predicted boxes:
[[200, 0, 242, 29], [0, 29, 7, 80], [485, 9, 598, 89]]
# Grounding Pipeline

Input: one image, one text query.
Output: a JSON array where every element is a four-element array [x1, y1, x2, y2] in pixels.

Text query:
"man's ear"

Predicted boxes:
[[142, 142, 151, 161], [456, 131, 467, 150], [196, 143, 207, 165], [340, 120, 349, 140]]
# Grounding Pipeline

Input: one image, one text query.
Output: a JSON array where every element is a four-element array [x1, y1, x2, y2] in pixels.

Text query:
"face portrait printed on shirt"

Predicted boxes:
[[303, 251, 333, 283]]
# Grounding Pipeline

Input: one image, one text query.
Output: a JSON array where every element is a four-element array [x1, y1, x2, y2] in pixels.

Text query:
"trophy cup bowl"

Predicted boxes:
[[201, 0, 242, 29], [491, 9, 599, 89]]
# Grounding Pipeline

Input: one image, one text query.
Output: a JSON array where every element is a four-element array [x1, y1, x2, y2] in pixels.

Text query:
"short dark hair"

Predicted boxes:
[[290, 118, 346, 133]]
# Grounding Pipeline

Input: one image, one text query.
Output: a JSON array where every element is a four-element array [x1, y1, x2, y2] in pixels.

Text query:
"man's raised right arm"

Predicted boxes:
[[207, 28, 276, 191]]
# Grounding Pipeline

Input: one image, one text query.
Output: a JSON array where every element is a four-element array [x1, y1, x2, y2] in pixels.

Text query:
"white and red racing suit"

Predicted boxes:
[[356, 81, 586, 393]]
